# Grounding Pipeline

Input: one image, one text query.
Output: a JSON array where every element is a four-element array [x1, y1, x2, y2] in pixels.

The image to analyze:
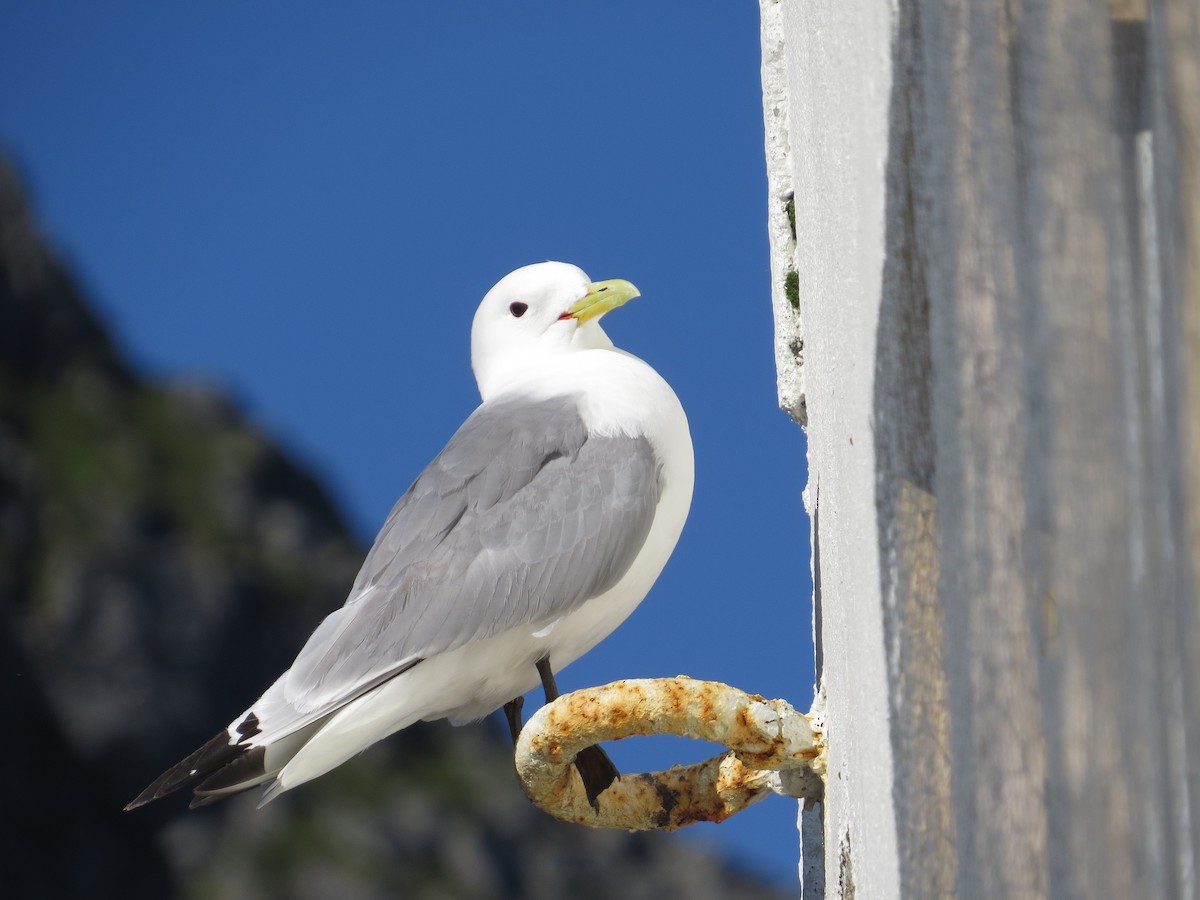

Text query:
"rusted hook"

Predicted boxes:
[[514, 676, 825, 831]]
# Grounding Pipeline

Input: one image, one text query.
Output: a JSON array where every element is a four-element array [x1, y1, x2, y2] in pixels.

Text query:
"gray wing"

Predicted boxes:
[[281, 392, 662, 714]]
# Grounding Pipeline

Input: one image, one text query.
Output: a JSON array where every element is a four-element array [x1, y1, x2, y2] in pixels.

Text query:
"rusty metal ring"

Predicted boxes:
[[514, 676, 824, 831]]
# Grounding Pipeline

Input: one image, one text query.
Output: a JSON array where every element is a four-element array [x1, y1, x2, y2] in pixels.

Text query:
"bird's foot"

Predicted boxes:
[[575, 743, 620, 810]]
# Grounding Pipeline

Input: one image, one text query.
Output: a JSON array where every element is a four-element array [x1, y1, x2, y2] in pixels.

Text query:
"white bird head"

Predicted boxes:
[[471, 261, 640, 401]]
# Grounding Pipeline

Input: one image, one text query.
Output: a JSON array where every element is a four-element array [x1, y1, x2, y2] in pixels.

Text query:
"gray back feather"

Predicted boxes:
[[282, 393, 662, 713]]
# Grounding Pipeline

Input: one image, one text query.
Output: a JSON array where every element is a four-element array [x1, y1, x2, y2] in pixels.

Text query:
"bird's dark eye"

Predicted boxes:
[[509, 301, 528, 318]]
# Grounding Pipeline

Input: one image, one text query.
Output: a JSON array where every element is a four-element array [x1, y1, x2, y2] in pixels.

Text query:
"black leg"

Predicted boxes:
[[503, 696, 524, 745], [534, 655, 619, 809], [535, 655, 559, 702]]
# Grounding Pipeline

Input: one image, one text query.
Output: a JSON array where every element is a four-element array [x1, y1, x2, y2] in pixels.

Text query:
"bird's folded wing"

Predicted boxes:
[[271, 393, 662, 726]]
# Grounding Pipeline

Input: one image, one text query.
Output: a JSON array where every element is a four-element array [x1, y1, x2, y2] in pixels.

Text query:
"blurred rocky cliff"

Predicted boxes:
[[0, 159, 785, 900]]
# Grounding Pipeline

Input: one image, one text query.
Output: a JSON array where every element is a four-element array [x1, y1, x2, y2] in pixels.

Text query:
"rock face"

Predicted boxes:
[[0, 160, 785, 900]]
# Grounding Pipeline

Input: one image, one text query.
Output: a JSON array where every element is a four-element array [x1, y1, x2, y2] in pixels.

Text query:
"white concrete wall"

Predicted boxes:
[[761, 1, 1200, 896], [761, 0, 900, 896]]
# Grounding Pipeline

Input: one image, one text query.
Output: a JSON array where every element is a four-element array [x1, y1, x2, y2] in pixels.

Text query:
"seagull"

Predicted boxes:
[[126, 261, 694, 811]]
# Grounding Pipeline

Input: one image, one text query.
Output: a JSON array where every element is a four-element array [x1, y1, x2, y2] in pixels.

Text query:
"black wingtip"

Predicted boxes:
[[575, 744, 620, 810], [123, 729, 250, 811]]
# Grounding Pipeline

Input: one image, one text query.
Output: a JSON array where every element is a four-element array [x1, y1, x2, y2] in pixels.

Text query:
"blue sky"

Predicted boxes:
[[2, 2, 813, 887]]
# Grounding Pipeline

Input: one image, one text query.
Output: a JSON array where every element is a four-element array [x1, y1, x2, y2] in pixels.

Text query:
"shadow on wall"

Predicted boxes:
[[872, 4, 953, 893]]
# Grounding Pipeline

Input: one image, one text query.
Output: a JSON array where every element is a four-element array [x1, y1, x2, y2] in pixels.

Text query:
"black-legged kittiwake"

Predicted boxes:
[[125, 261, 694, 811]]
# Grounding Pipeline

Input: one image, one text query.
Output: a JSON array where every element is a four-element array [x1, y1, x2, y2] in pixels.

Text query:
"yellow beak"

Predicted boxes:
[[563, 279, 641, 325]]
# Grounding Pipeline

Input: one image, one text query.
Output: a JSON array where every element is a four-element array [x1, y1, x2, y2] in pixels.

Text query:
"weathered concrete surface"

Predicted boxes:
[[762, 0, 900, 896], [762, 1, 1200, 896]]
